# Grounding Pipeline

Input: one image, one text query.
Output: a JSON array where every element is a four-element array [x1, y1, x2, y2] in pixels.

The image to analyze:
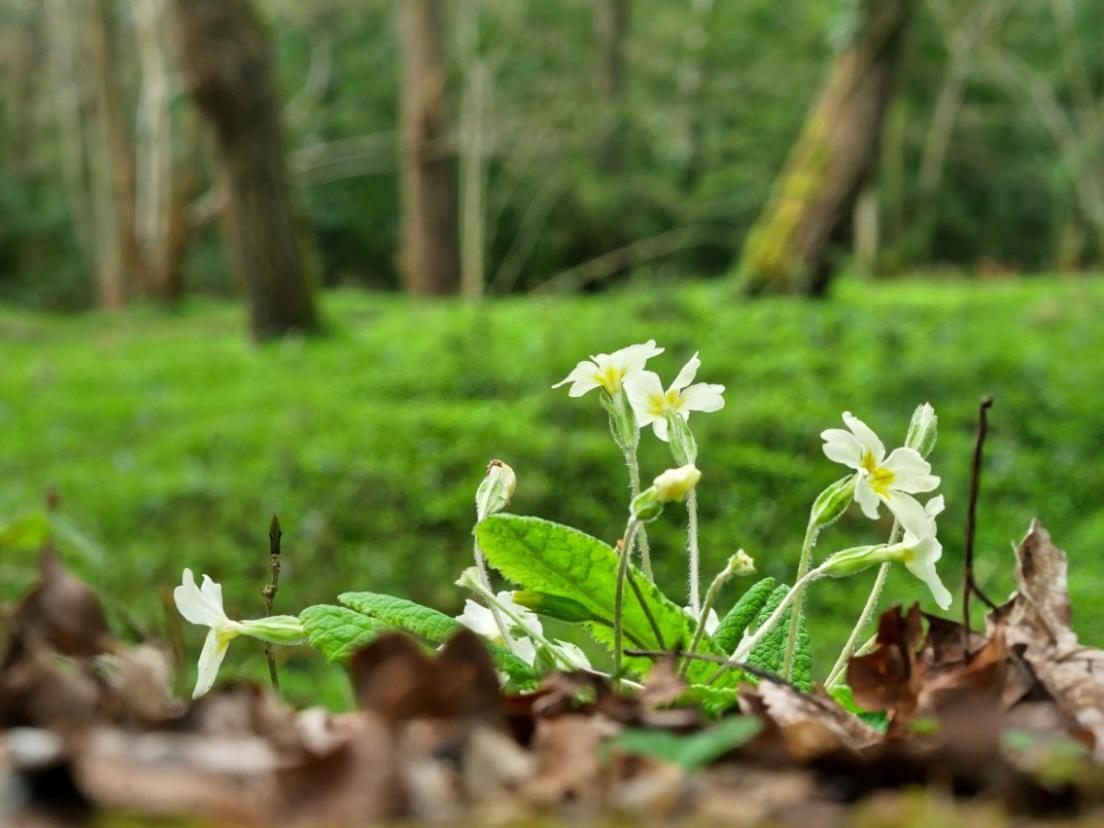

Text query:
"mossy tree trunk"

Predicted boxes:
[[738, 0, 918, 296], [171, 0, 319, 338], [397, 0, 460, 296]]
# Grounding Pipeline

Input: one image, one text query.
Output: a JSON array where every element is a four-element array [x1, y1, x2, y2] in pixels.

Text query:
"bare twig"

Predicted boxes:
[[263, 514, 282, 692], [963, 396, 998, 651], [624, 648, 787, 685]]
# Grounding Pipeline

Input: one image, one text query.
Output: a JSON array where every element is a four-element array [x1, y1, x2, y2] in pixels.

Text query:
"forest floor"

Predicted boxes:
[[2, 274, 1104, 708]]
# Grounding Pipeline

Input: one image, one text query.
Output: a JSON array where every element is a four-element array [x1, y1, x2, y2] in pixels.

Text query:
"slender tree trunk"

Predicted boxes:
[[171, 0, 319, 338], [679, 0, 717, 188], [738, 0, 919, 295], [134, 0, 178, 301], [458, 0, 489, 298], [397, 0, 459, 296], [5, 0, 43, 176], [89, 0, 139, 301], [593, 0, 631, 173]]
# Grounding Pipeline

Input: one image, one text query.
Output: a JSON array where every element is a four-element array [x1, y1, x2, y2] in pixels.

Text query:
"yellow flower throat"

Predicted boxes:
[[862, 451, 896, 496]]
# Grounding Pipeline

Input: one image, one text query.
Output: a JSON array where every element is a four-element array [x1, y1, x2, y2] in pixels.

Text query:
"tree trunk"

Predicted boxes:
[[458, 0, 489, 299], [171, 0, 319, 338], [593, 0, 631, 173], [397, 0, 459, 296], [738, 0, 918, 295]]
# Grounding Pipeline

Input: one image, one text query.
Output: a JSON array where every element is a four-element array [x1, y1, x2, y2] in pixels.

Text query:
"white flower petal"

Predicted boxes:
[[553, 640, 592, 670], [200, 574, 225, 611], [884, 491, 933, 539], [682, 605, 721, 635], [854, 476, 882, 520], [613, 340, 664, 377], [456, 599, 500, 638], [680, 383, 725, 413], [821, 428, 865, 469], [925, 495, 946, 520], [512, 637, 538, 667], [193, 629, 231, 699], [905, 538, 951, 610], [671, 352, 701, 391], [842, 412, 886, 464], [651, 417, 670, 442], [174, 569, 229, 628], [882, 447, 940, 493], [625, 371, 665, 420]]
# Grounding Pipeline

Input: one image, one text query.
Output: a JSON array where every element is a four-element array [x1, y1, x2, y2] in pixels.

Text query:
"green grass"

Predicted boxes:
[[3, 275, 1103, 705]]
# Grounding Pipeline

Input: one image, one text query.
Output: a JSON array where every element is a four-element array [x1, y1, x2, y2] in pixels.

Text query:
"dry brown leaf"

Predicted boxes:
[[998, 521, 1104, 760]]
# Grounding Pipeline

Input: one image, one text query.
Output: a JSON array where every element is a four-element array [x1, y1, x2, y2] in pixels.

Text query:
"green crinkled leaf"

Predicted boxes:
[[745, 584, 813, 691], [338, 591, 537, 687], [830, 686, 889, 732], [713, 576, 777, 654], [475, 515, 732, 685], [684, 684, 742, 719], [610, 717, 762, 770], [299, 604, 389, 663]]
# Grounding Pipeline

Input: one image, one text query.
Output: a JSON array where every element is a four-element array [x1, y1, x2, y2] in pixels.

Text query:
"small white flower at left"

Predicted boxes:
[[625, 352, 725, 441], [552, 340, 664, 398], [174, 569, 305, 699], [173, 569, 246, 699], [457, 593, 543, 667]]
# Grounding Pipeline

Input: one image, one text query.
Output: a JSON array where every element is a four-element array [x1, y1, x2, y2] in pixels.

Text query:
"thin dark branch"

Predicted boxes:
[[263, 514, 282, 692], [625, 648, 787, 685], [963, 395, 998, 650]]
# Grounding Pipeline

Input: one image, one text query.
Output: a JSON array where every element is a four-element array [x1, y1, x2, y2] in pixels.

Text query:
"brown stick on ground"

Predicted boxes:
[[963, 395, 998, 653], [263, 514, 282, 691]]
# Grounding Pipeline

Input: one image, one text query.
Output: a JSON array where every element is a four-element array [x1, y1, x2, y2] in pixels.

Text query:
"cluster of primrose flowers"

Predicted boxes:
[[172, 340, 950, 699]]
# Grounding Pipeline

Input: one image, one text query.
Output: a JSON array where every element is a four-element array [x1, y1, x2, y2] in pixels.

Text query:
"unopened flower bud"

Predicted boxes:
[[653, 464, 701, 503], [904, 402, 938, 458], [728, 549, 756, 577], [476, 459, 516, 520], [810, 474, 856, 530], [512, 591, 596, 623], [665, 412, 698, 465]]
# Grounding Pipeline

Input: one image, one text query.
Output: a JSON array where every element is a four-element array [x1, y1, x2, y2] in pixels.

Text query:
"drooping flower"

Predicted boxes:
[[898, 495, 952, 610], [625, 352, 725, 441], [552, 340, 664, 398], [174, 569, 305, 699], [174, 569, 245, 699], [821, 411, 940, 538]]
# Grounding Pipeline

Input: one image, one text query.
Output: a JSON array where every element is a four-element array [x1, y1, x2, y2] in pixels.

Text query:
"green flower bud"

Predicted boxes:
[[241, 615, 306, 645], [728, 549, 756, 577], [810, 474, 856, 530], [512, 591, 596, 623], [665, 412, 698, 465], [630, 486, 664, 523], [820, 544, 903, 579], [904, 402, 938, 458], [476, 459, 516, 520], [653, 464, 701, 503]]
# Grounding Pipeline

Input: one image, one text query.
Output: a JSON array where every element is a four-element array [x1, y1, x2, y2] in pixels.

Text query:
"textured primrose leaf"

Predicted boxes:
[[611, 716, 762, 769], [299, 604, 389, 663], [338, 591, 537, 687], [745, 584, 813, 691], [684, 684, 741, 719], [713, 576, 778, 654], [475, 514, 732, 684]]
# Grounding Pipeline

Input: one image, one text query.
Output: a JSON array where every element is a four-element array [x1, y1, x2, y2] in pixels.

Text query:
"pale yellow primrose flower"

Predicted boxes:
[[457, 591, 541, 666], [821, 411, 940, 539], [625, 352, 725, 441], [683, 605, 720, 634], [897, 495, 952, 610], [552, 340, 664, 397]]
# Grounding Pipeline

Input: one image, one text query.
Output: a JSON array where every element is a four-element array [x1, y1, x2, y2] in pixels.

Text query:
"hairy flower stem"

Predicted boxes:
[[613, 518, 642, 689], [474, 496, 516, 654], [781, 519, 819, 679], [707, 565, 826, 683], [824, 520, 902, 686], [681, 562, 734, 676], [622, 444, 653, 580], [825, 633, 878, 689], [686, 488, 701, 616]]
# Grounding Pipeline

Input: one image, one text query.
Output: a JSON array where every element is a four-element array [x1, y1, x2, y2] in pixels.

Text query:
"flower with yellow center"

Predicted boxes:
[[552, 340, 664, 398], [821, 411, 940, 539], [624, 352, 725, 441]]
